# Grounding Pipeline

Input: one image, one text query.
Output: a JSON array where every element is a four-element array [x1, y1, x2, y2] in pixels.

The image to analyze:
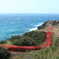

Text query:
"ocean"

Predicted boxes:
[[0, 14, 59, 41]]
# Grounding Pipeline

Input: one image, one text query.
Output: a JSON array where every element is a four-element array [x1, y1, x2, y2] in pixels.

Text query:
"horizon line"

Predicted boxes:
[[0, 13, 59, 14]]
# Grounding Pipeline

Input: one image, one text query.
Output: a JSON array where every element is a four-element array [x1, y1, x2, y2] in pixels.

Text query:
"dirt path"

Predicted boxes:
[[53, 27, 59, 37], [7, 41, 11, 45], [39, 26, 59, 37]]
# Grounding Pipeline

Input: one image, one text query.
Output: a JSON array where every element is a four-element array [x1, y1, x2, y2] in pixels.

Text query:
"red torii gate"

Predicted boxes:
[[49, 27, 53, 34]]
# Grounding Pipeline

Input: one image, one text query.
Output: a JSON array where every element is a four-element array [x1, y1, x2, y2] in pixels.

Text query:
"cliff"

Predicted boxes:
[[37, 20, 59, 30]]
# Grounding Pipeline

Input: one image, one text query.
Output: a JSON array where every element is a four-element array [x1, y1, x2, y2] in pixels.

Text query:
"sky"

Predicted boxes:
[[0, 0, 59, 13]]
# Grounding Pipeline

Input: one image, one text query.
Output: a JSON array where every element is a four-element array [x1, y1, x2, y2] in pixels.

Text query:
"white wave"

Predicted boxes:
[[33, 22, 44, 26], [29, 22, 44, 31], [30, 27, 37, 31]]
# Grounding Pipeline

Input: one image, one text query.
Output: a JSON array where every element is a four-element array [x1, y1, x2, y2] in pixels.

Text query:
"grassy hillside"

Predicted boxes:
[[11, 46, 58, 59], [7, 31, 46, 46], [0, 30, 59, 59], [10, 34, 59, 59]]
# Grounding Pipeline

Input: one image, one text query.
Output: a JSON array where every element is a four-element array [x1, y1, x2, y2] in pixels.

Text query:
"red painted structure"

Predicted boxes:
[[49, 27, 54, 34], [0, 27, 53, 52]]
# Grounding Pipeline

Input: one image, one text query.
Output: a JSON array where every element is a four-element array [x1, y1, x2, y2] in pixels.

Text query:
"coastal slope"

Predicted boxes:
[[37, 20, 59, 37]]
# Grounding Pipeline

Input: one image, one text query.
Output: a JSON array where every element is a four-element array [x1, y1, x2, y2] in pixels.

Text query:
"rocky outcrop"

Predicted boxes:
[[37, 20, 59, 30], [52, 20, 59, 25], [37, 21, 49, 29]]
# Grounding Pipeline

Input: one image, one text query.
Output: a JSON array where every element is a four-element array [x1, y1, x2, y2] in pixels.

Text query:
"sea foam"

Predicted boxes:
[[29, 22, 44, 31]]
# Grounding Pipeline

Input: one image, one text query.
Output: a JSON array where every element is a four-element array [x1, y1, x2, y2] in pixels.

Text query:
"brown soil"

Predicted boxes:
[[39, 26, 59, 37], [7, 41, 11, 45]]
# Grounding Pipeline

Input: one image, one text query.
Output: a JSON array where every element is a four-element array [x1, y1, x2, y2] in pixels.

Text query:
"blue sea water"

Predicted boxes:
[[0, 14, 59, 41]]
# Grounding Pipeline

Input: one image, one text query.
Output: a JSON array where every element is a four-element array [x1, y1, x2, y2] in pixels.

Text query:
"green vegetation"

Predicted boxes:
[[0, 30, 59, 59], [52, 34, 57, 45], [7, 31, 46, 46], [12, 45, 59, 59], [0, 40, 7, 44], [0, 47, 11, 59], [10, 34, 59, 59], [55, 37, 59, 47]]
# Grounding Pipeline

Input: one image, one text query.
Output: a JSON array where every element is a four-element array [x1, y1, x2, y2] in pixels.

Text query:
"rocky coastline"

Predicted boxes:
[[37, 20, 59, 30]]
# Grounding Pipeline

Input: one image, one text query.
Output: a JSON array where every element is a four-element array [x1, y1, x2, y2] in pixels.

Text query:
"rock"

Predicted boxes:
[[52, 21, 57, 25], [37, 21, 49, 29], [37, 20, 59, 30], [37, 26, 43, 29], [57, 21, 59, 23]]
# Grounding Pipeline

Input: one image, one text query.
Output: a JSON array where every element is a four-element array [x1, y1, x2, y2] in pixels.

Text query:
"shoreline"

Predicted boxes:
[[29, 22, 44, 31], [0, 22, 44, 41]]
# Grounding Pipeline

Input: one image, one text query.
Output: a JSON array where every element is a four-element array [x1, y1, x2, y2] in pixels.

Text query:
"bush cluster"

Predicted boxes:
[[0, 41, 7, 44], [55, 37, 59, 47], [0, 47, 11, 59], [7, 31, 46, 46]]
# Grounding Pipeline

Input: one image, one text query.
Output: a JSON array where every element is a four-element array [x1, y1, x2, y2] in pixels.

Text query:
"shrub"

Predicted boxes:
[[0, 41, 6, 44], [7, 35, 21, 42], [55, 37, 59, 47], [13, 37, 36, 46], [0, 47, 11, 59], [12, 40, 22, 46], [22, 31, 46, 45], [7, 31, 46, 46], [50, 46, 56, 52]]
